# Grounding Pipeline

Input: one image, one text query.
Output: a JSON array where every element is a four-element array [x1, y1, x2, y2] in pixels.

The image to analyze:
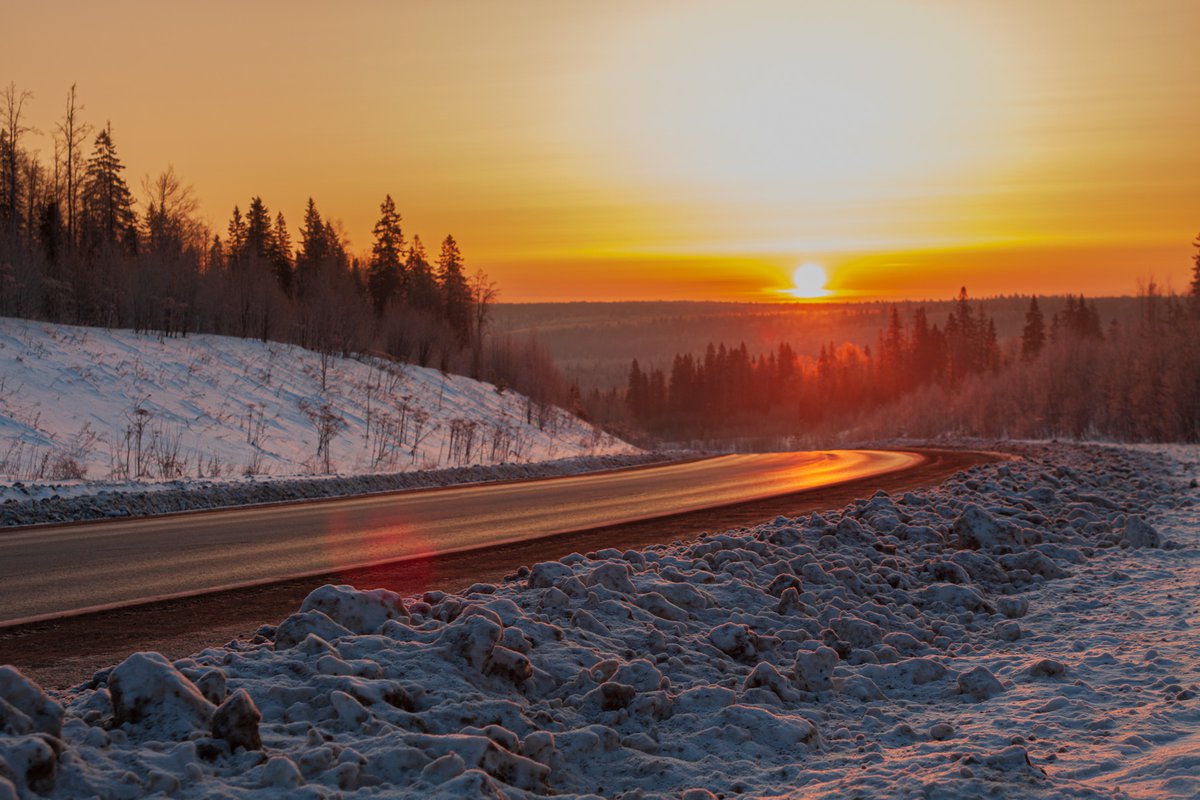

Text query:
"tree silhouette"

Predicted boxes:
[[244, 197, 272, 263], [225, 205, 247, 266], [1191, 231, 1200, 305], [1, 83, 35, 241], [270, 212, 293, 293], [438, 234, 471, 345], [1021, 296, 1045, 361], [294, 198, 327, 296], [54, 84, 91, 251], [367, 194, 405, 315], [405, 234, 438, 311], [81, 123, 137, 253], [142, 166, 200, 257]]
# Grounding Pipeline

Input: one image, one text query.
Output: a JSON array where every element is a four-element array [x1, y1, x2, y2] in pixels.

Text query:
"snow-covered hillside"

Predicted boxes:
[[0, 318, 636, 489], [0, 443, 1194, 798]]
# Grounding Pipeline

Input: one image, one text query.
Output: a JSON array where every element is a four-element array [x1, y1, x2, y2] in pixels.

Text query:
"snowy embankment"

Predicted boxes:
[[0, 452, 681, 528], [0, 317, 638, 511], [1, 443, 1197, 799]]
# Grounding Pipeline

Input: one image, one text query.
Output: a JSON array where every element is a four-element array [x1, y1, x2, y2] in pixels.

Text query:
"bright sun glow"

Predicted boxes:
[[788, 262, 829, 299]]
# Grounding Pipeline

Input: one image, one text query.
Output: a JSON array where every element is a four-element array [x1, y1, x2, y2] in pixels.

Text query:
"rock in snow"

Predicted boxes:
[[0, 441, 1197, 799]]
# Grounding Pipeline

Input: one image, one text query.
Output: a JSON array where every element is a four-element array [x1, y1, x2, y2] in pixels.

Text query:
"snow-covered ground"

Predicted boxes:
[[0, 452, 680, 528], [0, 317, 636, 504], [0, 442, 1196, 799]]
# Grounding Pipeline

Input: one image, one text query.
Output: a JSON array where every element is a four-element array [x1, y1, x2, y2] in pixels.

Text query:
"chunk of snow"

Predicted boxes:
[[107, 652, 215, 740]]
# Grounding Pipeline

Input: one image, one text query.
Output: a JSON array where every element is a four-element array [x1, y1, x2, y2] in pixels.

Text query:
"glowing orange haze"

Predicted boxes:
[[6, 1, 1198, 301]]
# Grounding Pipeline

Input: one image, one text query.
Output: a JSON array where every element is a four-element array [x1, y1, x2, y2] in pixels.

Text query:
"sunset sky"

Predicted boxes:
[[6, 1, 1198, 301]]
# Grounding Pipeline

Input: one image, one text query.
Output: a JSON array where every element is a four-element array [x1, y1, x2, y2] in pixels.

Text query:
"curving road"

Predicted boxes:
[[0, 450, 921, 626]]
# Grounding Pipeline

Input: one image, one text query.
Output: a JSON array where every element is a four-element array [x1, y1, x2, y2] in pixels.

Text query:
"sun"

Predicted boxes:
[[787, 262, 829, 299]]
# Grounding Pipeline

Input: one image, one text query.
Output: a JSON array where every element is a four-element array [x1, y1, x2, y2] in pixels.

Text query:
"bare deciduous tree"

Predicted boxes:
[[54, 84, 90, 250], [2, 82, 36, 240]]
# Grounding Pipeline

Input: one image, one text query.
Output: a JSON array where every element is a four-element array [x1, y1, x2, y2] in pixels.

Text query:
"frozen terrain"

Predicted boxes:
[[0, 442, 1196, 798], [0, 318, 637, 504]]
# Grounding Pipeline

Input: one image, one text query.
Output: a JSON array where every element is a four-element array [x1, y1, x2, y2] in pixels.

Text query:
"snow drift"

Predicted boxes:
[[0, 443, 1196, 798]]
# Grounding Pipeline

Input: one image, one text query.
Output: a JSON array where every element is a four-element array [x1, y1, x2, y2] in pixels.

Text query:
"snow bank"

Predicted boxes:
[[0, 442, 1196, 798], [0, 317, 637, 498], [0, 452, 678, 527]]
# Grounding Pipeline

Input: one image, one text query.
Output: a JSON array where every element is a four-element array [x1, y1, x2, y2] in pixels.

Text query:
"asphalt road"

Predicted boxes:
[[0, 449, 920, 626]]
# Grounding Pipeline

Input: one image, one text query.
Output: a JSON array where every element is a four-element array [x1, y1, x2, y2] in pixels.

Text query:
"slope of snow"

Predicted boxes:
[[0, 317, 636, 494], [0, 442, 1195, 798]]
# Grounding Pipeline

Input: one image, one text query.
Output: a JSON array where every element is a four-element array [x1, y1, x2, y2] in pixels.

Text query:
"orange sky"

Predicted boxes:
[[5, 1, 1198, 301]]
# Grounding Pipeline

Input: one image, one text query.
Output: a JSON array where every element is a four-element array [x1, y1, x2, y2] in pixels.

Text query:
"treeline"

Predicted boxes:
[[613, 271, 1200, 444], [0, 82, 569, 406]]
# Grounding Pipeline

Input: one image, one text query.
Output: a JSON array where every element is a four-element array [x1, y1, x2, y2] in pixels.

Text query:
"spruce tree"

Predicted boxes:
[[403, 234, 436, 310], [38, 200, 64, 266], [1191, 231, 1200, 304], [1021, 296, 1045, 361], [627, 359, 646, 418], [244, 196, 273, 263], [81, 122, 136, 251], [367, 194, 405, 315], [226, 206, 247, 267], [321, 220, 347, 270], [294, 198, 326, 294], [438, 234, 471, 344], [208, 234, 224, 272], [270, 212, 293, 293]]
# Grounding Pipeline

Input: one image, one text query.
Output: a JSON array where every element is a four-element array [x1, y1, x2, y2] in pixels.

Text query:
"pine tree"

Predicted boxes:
[[0, 129, 11, 236], [37, 200, 64, 269], [81, 122, 136, 252], [945, 287, 978, 381], [910, 307, 936, 384], [367, 194, 405, 315], [298, 198, 325, 263], [1021, 296, 1045, 361], [405, 234, 438, 311], [293, 198, 327, 294], [208, 234, 225, 272], [627, 359, 646, 418], [225, 205, 247, 267], [438, 234, 471, 344], [983, 317, 1000, 371], [1190, 231, 1200, 304], [321, 219, 347, 270], [244, 196, 273, 263], [879, 306, 906, 391], [270, 212, 293, 293]]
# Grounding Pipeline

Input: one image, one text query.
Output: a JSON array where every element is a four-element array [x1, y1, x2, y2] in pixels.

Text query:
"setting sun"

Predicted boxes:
[[787, 262, 829, 299]]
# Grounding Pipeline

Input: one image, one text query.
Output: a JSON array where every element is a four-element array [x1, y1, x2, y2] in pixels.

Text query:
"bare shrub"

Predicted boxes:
[[47, 454, 86, 480], [299, 397, 347, 474], [120, 404, 153, 478], [446, 418, 479, 466], [148, 423, 185, 479]]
